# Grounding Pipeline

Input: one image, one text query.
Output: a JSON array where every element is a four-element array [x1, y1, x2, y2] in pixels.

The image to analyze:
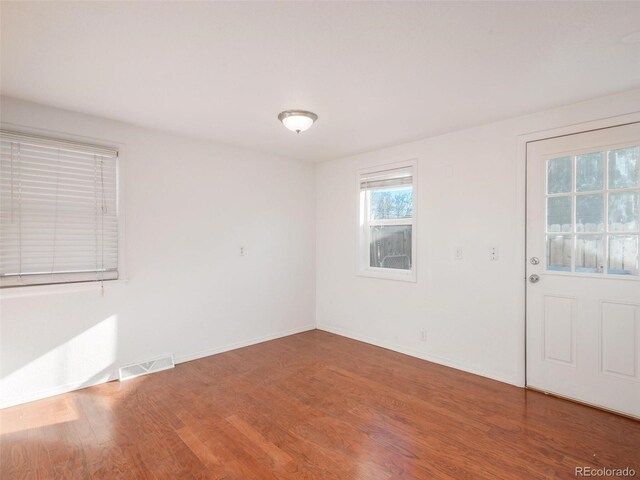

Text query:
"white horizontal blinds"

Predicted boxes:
[[0, 132, 118, 287], [360, 166, 412, 190]]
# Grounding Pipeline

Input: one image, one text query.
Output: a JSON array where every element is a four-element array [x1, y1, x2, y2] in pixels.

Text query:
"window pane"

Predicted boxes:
[[547, 196, 572, 233], [576, 194, 603, 232], [608, 192, 639, 232], [608, 147, 639, 189], [547, 156, 572, 194], [370, 225, 411, 270], [546, 235, 572, 272], [576, 152, 604, 192], [369, 186, 413, 220], [608, 236, 639, 276], [575, 236, 603, 273]]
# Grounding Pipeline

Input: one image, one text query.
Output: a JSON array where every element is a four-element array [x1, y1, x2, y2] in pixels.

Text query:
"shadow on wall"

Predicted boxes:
[[0, 312, 119, 408]]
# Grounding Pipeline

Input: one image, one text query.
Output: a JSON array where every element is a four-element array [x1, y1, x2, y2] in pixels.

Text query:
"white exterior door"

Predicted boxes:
[[526, 122, 640, 418]]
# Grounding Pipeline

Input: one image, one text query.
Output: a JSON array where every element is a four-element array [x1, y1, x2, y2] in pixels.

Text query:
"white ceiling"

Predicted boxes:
[[2, 1, 640, 162]]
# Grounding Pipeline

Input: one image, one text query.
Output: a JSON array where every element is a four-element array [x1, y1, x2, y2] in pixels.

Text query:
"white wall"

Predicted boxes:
[[0, 97, 316, 408], [3, 88, 640, 409], [316, 88, 640, 387]]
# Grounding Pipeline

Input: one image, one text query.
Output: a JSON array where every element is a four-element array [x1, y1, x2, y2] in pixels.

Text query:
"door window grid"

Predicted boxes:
[[545, 146, 639, 276]]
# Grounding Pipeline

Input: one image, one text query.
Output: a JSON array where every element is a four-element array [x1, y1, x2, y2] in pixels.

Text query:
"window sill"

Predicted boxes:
[[0, 278, 129, 299], [357, 268, 417, 283]]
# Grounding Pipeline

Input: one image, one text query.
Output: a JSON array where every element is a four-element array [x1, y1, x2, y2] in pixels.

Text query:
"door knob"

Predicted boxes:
[[529, 274, 540, 283]]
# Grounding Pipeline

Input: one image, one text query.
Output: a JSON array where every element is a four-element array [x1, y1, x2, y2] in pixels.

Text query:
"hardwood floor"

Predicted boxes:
[[1, 330, 639, 479]]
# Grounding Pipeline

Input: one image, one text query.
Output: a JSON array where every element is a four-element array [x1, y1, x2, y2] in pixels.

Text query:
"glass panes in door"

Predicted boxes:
[[545, 146, 640, 276]]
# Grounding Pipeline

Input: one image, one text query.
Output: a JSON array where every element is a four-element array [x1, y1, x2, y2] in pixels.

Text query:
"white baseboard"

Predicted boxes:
[[317, 323, 524, 387], [2, 323, 522, 410], [174, 324, 316, 364], [0, 374, 116, 410], [0, 324, 316, 410]]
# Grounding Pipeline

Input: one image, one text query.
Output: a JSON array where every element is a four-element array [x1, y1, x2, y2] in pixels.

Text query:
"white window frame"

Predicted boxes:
[[0, 126, 127, 297], [357, 159, 417, 282]]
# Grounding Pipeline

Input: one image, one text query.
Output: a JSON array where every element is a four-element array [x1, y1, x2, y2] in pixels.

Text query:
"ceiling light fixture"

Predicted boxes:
[[278, 110, 318, 133]]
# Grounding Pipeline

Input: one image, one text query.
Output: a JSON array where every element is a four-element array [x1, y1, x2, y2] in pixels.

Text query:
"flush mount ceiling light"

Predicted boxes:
[[278, 110, 318, 134]]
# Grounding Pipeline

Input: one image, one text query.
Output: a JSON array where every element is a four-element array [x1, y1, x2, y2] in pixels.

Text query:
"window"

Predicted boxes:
[[0, 131, 119, 287], [359, 162, 416, 281], [545, 146, 639, 276]]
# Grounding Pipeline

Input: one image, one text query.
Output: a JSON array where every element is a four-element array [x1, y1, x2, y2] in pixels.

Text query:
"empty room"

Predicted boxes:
[[1, 1, 640, 478]]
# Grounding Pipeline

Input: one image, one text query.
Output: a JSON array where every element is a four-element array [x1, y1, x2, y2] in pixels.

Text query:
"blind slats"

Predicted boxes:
[[0, 131, 118, 158], [0, 271, 118, 288], [0, 133, 119, 287], [0, 154, 118, 172], [360, 166, 413, 190], [0, 166, 117, 187]]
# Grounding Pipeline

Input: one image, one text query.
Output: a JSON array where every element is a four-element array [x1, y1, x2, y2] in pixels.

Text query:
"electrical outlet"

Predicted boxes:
[[239, 246, 245, 256], [489, 246, 499, 261], [454, 247, 463, 260], [420, 329, 428, 342]]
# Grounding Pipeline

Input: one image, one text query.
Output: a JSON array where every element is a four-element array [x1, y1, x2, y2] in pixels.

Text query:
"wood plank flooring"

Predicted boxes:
[[1, 330, 639, 479]]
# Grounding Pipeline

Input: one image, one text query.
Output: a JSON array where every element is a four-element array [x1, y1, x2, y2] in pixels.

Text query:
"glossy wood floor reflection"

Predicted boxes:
[[2, 330, 639, 479]]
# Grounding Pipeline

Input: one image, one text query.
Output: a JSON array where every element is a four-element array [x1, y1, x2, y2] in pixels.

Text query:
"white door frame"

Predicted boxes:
[[517, 111, 640, 389]]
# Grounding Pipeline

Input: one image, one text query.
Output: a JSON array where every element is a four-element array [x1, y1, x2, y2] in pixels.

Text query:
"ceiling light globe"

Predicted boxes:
[[278, 110, 318, 133]]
